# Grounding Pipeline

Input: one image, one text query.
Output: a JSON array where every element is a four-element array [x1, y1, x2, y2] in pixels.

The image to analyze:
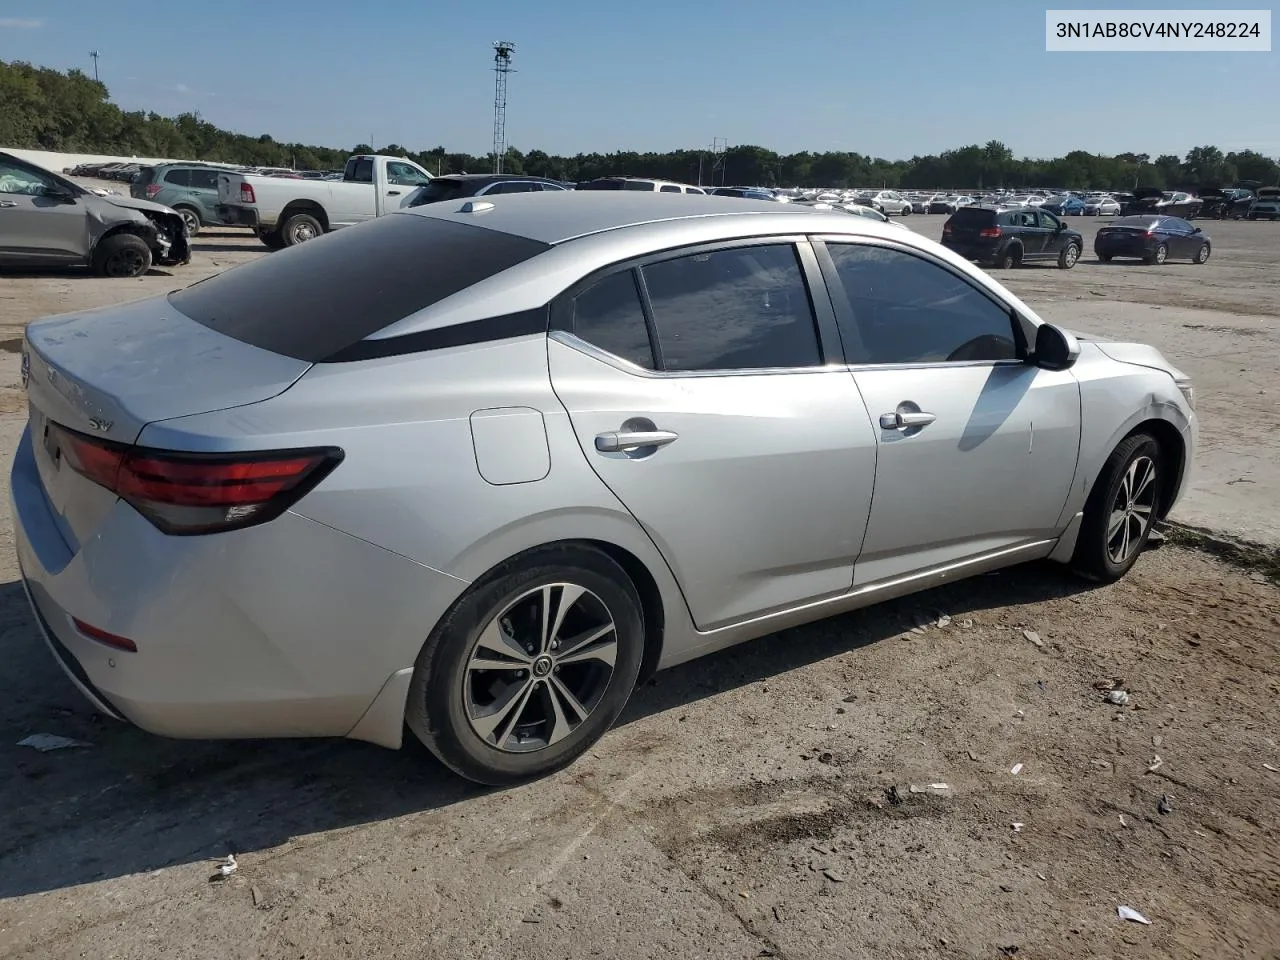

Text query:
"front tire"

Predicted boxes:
[[92, 233, 152, 278], [174, 206, 201, 237], [1071, 433, 1163, 582], [405, 545, 646, 785], [1058, 242, 1080, 269], [1194, 242, 1210, 264]]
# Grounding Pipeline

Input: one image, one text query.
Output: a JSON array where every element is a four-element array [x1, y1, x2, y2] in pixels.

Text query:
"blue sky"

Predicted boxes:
[[2, 0, 1275, 158]]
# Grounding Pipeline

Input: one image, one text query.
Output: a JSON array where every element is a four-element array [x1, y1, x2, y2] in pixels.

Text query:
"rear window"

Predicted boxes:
[[949, 207, 996, 227], [168, 214, 551, 362], [408, 178, 479, 206]]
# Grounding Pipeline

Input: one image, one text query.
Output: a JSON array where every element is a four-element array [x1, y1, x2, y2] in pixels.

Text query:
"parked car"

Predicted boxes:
[[12, 192, 1195, 785], [1246, 187, 1280, 220], [1041, 194, 1085, 216], [709, 186, 782, 201], [0, 151, 190, 277], [1125, 188, 1201, 218], [407, 174, 569, 207], [1196, 188, 1253, 219], [1082, 195, 1121, 216], [856, 190, 912, 215], [576, 177, 706, 194], [942, 204, 1084, 269], [131, 163, 241, 236], [217, 154, 435, 248], [834, 203, 912, 228], [1094, 216, 1212, 264]]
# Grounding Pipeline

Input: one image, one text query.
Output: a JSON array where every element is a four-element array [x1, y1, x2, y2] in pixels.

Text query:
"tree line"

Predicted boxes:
[[4, 59, 1278, 190]]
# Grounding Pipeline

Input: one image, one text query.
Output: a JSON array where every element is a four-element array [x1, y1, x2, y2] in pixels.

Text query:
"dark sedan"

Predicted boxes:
[[1094, 216, 1212, 265]]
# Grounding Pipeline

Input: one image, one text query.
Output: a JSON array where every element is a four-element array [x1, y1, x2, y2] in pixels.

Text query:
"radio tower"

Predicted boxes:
[[491, 42, 516, 174]]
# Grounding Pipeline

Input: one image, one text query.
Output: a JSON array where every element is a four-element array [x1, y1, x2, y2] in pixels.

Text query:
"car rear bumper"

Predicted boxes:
[[942, 239, 999, 262], [1094, 239, 1153, 259], [10, 424, 465, 745], [215, 204, 260, 229]]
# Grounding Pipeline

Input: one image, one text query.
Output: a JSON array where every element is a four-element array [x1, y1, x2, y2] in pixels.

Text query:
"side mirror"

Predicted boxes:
[[1034, 323, 1080, 371], [1192, 226, 1202, 233], [41, 185, 74, 202]]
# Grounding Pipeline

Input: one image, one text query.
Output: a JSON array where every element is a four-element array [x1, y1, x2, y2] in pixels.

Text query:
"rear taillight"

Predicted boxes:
[[979, 227, 1001, 238], [240, 182, 256, 203], [1145, 230, 1156, 237], [52, 423, 342, 535], [942, 224, 952, 236], [145, 184, 162, 199]]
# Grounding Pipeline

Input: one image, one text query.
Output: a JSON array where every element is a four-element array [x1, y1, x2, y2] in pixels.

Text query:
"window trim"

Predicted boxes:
[[811, 235, 1031, 370], [550, 235, 845, 379]]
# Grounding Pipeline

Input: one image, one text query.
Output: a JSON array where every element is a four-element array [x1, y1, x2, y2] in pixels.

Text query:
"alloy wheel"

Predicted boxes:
[[105, 248, 147, 277], [464, 583, 618, 753], [1106, 456, 1157, 565]]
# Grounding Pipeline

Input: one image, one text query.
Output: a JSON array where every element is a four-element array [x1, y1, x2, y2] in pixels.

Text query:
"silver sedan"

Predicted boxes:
[[13, 193, 1197, 784]]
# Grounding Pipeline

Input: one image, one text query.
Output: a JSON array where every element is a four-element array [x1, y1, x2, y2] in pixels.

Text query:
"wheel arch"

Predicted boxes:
[[280, 199, 330, 231]]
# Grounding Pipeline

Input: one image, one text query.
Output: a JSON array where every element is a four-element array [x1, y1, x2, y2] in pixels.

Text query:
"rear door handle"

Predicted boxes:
[[879, 410, 936, 430], [595, 430, 678, 453]]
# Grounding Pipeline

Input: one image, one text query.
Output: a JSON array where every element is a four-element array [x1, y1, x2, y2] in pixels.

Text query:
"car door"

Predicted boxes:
[[0, 158, 87, 265], [1011, 209, 1047, 257], [1160, 217, 1193, 256], [186, 168, 223, 222], [1036, 209, 1069, 254], [548, 239, 879, 630], [816, 238, 1081, 586], [383, 161, 428, 210]]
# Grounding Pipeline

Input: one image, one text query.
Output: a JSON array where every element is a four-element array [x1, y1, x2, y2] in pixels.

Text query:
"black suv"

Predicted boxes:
[[941, 205, 1083, 269], [407, 174, 568, 206]]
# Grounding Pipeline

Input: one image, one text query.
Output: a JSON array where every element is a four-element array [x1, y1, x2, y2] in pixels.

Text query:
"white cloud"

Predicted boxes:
[[0, 17, 44, 28], [174, 83, 191, 93]]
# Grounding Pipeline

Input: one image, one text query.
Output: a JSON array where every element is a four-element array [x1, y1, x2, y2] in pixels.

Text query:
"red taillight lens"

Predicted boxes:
[[145, 184, 162, 199], [979, 227, 1001, 238], [240, 182, 256, 203], [72, 618, 137, 653], [51, 424, 341, 535], [1145, 230, 1156, 237], [942, 224, 952, 235]]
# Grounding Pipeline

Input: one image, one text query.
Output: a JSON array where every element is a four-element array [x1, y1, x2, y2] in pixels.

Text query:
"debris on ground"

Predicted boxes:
[[1107, 690, 1131, 706], [16, 733, 92, 752], [1118, 905, 1152, 925], [961, 618, 974, 629], [1011, 822, 1024, 833], [822, 869, 847, 883], [936, 614, 952, 628], [1010, 763, 1024, 776], [1148, 755, 1164, 773], [1023, 630, 1044, 648], [1158, 794, 1173, 815], [1263, 763, 1278, 773], [1094, 678, 1125, 691]]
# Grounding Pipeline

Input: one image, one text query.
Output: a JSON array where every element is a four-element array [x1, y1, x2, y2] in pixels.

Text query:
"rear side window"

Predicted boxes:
[[641, 244, 821, 371], [659, 184, 681, 193], [168, 215, 551, 362], [346, 158, 373, 183], [162, 168, 191, 187], [572, 271, 654, 369], [622, 180, 654, 191]]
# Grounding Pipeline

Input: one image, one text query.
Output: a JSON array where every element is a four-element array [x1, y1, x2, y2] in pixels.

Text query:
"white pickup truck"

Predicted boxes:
[[216, 154, 433, 248]]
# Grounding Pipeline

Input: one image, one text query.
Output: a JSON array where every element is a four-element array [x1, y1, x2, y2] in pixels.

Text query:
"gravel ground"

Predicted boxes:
[[0, 188, 1276, 959]]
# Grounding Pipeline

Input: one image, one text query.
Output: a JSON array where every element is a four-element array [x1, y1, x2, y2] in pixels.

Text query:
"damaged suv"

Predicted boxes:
[[0, 152, 190, 278]]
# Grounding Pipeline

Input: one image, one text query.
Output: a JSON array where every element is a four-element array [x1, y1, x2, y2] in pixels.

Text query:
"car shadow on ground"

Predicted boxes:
[[190, 242, 266, 253], [0, 557, 1106, 899], [0, 266, 177, 280]]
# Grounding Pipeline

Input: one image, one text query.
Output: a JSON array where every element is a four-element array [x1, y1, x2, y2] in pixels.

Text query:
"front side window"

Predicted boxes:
[[659, 184, 681, 193], [1037, 210, 1062, 229], [0, 160, 52, 196], [386, 162, 430, 187], [825, 243, 1019, 365], [641, 244, 822, 371], [572, 270, 654, 369]]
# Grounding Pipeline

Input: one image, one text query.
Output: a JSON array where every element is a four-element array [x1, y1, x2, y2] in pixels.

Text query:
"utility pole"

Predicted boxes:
[[89, 50, 100, 82], [492, 42, 516, 174], [711, 137, 728, 187]]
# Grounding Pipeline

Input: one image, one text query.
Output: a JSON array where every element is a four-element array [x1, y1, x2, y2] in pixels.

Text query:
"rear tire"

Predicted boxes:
[[1071, 433, 1163, 583], [92, 234, 152, 278], [280, 212, 323, 246], [1097, 253, 1113, 263], [1058, 242, 1080, 269], [995, 246, 1020, 270], [405, 545, 646, 786], [1145, 243, 1168, 265]]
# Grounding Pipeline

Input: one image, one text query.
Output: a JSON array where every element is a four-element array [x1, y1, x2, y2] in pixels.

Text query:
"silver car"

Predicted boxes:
[[13, 193, 1197, 785], [0, 152, 191, 276]]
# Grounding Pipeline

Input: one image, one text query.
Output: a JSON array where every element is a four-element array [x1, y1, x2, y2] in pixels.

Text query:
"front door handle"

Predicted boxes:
[[387, 190, 401, 196], [879, 410, 936, 430], [595, 429, 678, 453]]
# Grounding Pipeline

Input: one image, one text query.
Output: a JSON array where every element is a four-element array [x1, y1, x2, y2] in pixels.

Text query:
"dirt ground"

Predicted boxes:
[[0, 188, 1277, 959]]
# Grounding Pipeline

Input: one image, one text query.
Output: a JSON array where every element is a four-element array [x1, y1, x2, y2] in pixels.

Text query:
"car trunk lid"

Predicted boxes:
[[23, 298, 309, 549]]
